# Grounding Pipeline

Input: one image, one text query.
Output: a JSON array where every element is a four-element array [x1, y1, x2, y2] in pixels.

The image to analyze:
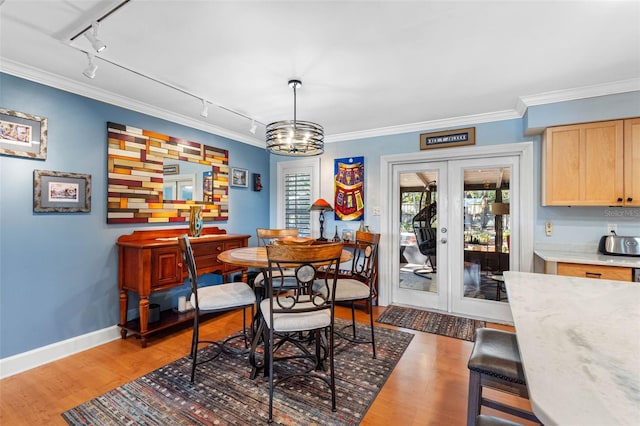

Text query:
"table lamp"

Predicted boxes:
[[310, 198, 334, 241]]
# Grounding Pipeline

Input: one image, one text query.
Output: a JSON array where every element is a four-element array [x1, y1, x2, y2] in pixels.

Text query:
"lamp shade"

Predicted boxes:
[[310, 198, 333, 212]]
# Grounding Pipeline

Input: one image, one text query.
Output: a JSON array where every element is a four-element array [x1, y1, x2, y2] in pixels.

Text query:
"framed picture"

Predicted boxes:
[[0, 108, 47, 160], [163, 164, 180, 175], [34, 170, 91, 213], [230, 167, 248, 187], [420, 127, 475, 150]]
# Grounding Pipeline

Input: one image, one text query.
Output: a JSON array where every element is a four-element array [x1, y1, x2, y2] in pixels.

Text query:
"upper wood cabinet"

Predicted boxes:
[[542, 118, 639, 206], [624, 118, 640, 206]]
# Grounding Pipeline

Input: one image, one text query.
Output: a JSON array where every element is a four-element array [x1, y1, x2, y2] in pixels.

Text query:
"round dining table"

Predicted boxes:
[[218, 246, 354, 282]]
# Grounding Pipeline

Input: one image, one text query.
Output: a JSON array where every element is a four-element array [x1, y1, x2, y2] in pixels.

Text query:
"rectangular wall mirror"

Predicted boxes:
[[107, 122, 229, 224]]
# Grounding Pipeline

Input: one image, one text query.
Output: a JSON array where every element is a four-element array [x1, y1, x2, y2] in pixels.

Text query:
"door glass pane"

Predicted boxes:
[[462, 167, 510, 303], [399, 171, 438, 293]]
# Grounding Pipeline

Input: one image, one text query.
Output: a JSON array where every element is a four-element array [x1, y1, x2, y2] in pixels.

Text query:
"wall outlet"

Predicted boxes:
[[372, 206, 381, 216], [607, 224, 618, 234], [545, 221, 553, 237]]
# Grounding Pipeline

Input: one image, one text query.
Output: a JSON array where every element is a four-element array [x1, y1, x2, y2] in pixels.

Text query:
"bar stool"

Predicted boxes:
[[467, 328, 540, 426]]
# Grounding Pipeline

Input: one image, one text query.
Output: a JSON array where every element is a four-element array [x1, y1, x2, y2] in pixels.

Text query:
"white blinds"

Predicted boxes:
[[283, 172, 312, 237]]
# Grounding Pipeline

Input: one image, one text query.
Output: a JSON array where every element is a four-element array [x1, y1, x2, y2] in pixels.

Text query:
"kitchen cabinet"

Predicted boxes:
[[117, 227, 250, 347], [542, 118, 639, 206], [624, 118, 640, 206], [557, 262, 632, 281]]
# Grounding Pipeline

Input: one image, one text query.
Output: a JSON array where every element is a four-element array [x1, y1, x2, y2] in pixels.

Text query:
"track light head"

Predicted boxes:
[[200, 99, 209, 118], [84, 22, 106, 53], [83, 53, 98, 79]]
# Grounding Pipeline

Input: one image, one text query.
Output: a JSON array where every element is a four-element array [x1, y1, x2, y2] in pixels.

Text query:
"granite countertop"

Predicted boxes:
[[504, 271, 640, 425], [534, 248, 640, 268]]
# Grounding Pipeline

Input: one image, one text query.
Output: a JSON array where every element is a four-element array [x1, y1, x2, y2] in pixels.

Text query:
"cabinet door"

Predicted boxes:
[[151, 247, 183, 289], [543, 121, 624, 205], [557, 262, 631, 281], [624, 118, 640, 206]]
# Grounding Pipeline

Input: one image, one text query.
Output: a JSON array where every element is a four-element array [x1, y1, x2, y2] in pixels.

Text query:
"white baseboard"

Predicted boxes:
[[0, 326, 121, 379]]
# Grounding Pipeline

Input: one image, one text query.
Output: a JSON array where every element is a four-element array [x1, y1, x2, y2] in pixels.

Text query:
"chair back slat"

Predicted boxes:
[[266, 243, 343, 313], [178, 235, 200, 308], [351, 231, 381, 287], [256, 228, 299, 246]]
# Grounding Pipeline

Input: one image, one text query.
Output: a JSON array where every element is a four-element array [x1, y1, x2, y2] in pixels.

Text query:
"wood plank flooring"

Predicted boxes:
[[0, 306, 537, 425]]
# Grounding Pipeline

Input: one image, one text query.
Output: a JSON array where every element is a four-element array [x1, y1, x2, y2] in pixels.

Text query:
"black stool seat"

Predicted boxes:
[[468, 328, 526, 384], [466, 328, 540, 426], [476, 414, 523, 426]]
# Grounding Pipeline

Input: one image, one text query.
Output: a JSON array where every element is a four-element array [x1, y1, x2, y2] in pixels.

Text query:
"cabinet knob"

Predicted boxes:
[[627, 197, 633, 202], [617, 197, 623, 202]]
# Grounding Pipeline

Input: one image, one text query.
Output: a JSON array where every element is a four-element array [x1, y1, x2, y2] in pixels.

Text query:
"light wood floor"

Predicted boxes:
[[0, 306, 537, 425]]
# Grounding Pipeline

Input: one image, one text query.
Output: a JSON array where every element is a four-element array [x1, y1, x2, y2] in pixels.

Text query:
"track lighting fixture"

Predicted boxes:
[[200, 99, 209, 118], [82, 52, 98, 79], [249, 120, 257, 134], [84, 21, 106, 53]]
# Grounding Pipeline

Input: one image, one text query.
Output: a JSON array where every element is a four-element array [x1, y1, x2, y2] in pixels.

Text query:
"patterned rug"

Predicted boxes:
[[376, 305, 485, 341], [62, 318, 413, 425]]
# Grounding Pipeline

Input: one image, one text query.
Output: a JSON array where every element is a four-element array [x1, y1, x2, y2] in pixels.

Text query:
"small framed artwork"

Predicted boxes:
[[230, 167, 248, 187], [0, 108, 48, 160], [419, 127, 475, 150], [34, 170, 91, 213], [163, 164, 180, 175], [252, 173, 263, 191]]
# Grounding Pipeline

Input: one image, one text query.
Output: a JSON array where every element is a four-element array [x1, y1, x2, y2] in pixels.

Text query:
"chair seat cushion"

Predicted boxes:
[[468, 328, 526, 384], [260, 299, 331, 332], [312, 278, 370, 302], [192, 282, 255, 311]]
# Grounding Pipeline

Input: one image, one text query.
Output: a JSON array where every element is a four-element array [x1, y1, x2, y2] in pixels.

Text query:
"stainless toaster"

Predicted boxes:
[[598, 235, 640, 257]]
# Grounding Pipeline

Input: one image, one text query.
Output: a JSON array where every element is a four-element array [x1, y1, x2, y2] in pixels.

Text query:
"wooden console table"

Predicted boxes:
[[117, 227, 250, 347]]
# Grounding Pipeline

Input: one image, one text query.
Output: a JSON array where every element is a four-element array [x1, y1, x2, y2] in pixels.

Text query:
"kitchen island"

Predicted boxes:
[[504, 271, 640, 425]]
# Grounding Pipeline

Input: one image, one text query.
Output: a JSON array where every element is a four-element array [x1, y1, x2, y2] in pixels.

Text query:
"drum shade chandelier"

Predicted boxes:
[[266, 79, 324, 156]]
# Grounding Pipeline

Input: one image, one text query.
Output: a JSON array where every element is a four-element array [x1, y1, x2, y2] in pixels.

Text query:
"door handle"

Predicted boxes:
[[441, 238, 447, 244], [441, 227, 447, 233]]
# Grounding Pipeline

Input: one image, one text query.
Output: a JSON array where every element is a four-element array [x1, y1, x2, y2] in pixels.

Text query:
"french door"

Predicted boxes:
[[382, 143, 534, 324]]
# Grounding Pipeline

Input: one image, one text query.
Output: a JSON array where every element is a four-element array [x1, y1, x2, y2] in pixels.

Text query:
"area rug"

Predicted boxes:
[[62, 318, 413, 425], [376, 305, 485, 341]]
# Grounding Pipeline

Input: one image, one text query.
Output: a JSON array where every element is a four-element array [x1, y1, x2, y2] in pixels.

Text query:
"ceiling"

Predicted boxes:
[[1, 1, 639, 148]]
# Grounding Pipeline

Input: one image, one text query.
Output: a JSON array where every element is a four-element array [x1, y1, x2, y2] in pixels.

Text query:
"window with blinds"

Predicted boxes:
[[283, 172, 312, 237], [277, 157, 320, 238]]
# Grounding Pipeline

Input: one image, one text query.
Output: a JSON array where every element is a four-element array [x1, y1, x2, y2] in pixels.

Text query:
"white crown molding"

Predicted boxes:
[[326, 109, 521, 143], [330, 78, 640, 143], [0, 325, 121, 379], [3, 58, 638, 146], [0, 58, 265, 148], [518, 78, 640, 110]]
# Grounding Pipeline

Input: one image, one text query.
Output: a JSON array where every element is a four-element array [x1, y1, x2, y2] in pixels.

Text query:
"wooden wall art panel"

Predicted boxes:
[[107, 122, 229, 224]]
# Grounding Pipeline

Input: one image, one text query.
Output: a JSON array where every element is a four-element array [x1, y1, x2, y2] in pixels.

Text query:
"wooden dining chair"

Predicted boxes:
[[253, 228, 300, 290], [315, 231, 380, 357], [178, 235, 255, 383], [253, 242, 343, 423]]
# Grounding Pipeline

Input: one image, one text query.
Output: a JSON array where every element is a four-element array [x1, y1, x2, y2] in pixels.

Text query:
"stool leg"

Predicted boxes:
[[467, 370, 482, 426]]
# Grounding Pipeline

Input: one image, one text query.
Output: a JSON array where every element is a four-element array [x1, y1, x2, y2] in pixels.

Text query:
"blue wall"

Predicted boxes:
[[0, 73, 270, 358], [2, 71, 639, 361]]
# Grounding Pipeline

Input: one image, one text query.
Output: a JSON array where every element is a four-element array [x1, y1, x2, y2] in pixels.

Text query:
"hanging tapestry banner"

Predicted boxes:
[[334, 156, 364, 221]]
